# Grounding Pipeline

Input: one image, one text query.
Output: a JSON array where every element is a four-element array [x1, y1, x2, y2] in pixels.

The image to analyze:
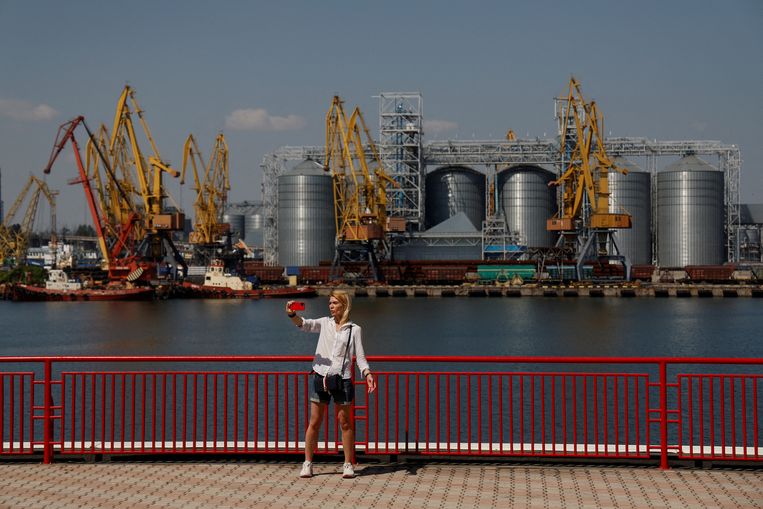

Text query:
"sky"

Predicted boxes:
[[0, 0, 761, 228]]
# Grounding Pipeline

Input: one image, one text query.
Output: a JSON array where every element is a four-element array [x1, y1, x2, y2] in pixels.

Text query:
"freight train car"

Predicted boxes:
[[476, 265, 536, 284], [684, 265, 737, 283], [652, 264, 758, 284], [418, 265, 469, 284], [630, 265, 655, 281], [243, 265, 285, 284], [299, 266, 332, 284]]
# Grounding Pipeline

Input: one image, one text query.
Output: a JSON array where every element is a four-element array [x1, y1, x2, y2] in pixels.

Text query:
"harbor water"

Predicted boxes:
[[1, 297, 761, 454], [1, 297, 761, 358]]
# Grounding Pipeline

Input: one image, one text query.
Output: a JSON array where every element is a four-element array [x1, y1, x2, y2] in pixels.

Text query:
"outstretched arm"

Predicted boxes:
[[285, 300, 303, 327]]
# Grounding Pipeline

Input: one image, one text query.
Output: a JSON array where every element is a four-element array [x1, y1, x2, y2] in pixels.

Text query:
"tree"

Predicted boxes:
[[73, 224, 96, 237]]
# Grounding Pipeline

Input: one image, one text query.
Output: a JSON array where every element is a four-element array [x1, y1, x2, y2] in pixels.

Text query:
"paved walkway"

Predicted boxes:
[[0, 460, 761, 508]]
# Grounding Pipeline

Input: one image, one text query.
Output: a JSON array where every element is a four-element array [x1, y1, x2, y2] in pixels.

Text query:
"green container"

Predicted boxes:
[[476, 265, 536, 282], [546, 266, 593, 280]]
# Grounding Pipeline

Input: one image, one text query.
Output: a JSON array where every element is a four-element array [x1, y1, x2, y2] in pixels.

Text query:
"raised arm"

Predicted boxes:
[[285, 300, 304, 327]]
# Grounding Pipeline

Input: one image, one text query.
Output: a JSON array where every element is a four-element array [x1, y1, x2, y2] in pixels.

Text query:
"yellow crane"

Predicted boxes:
[[45, 87, 186, 282], [0, 175, 57, 266], [547, 77, 631, 231], [109, 85, 183, 234], [324, 95, 396, 242], [180, 133, 231, 244], [545, 77, 632, 280], [85, 124, 144, 244], [324, 96, 396, 280], [106, 85, 185, 276]]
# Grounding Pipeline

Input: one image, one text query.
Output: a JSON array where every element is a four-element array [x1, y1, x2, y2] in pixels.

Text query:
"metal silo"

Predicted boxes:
[[222, 213, 245, 240], [609, 157, 652, 265], [497, 165, 557, 247], [425, 166, 485, 230], [245, 204, 264, 248], [656, 155, 724, 267], [277, 160, 336, 266]]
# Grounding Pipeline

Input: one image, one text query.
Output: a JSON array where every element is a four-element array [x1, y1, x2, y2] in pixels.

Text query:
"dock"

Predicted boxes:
[[316, 284, 763, 298]]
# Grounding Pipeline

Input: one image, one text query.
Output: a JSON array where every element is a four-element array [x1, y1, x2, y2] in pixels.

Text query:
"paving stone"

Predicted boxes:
[[0, 461, 761, 508]]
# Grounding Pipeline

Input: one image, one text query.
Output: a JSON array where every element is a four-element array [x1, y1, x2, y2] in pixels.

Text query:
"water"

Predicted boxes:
[[1, 297, 760, 452], [1, 297, 761, 358]]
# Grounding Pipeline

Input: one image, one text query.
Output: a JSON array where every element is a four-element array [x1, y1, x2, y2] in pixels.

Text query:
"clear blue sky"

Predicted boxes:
[[1, 0, 761, 227]]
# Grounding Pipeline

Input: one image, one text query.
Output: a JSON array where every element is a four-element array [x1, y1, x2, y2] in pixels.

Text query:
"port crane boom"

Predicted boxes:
[[45, 116, 148, 278], [85, 124, 142, 242], [324, 96, 397, 280], [548, 77, 631, 230], [109, 85, 180, 230], [0, 174, 57, 266], [45, 85, 187, 282], [180, 133, 231, 244], [103, 85, 186, 279], [547, 77, 632, 280], [44, 116, 114, 263]]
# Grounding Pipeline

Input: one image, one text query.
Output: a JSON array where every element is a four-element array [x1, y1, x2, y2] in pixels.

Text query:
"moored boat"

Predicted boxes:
[[180, 260, 261, 298], [260, 286, 317, 299], [180, 261, 316, 299], [12, 284, 155, 301], [11, 270, 154, 301]]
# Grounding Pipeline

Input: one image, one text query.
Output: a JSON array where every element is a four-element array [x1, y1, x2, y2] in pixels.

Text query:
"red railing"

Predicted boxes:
[[0, 356, 760, 468]]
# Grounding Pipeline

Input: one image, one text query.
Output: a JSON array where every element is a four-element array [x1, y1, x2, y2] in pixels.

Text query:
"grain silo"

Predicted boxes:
[[277, 159, 336, 266], [425, 166, 485, 230], [497, 165, 557, 247], [244, 204, 264, 248], [656, 154, 724, 267], [609, 157, 652, 265], [222, 213, 245, 241]]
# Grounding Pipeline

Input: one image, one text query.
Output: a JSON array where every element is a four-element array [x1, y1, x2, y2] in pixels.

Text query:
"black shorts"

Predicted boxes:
[[311, 373, 354, 405]]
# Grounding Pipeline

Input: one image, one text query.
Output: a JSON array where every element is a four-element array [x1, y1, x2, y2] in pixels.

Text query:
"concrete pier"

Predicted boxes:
[[316, 284, 763, 298]]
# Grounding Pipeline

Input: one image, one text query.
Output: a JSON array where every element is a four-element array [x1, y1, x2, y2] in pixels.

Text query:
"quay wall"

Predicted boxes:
[[314, 284, 763, 298]]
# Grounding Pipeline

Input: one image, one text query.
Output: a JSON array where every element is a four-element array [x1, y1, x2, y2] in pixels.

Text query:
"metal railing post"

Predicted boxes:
[[43, 359, 53, 464], [659, 361, 669, 470], [350, 362, 356, 464], [0, 355, 758, 466]]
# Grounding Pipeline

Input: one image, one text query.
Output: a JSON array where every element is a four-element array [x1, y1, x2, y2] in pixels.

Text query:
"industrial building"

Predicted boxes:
[[261, 91, 747, 279], [739, 204, 763, 263]]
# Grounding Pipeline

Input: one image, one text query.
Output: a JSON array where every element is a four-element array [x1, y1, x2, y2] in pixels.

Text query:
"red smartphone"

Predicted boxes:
[[289, 302, 305, 311]]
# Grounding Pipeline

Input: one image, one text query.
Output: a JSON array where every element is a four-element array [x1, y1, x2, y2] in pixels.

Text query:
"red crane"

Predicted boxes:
[[43, 116, 147, 281]]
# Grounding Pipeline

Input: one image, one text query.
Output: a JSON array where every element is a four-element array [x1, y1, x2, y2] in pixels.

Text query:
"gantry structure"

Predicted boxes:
[[261, 137, 740, 266], [377, 92, 424, 230], [425, 138, 741, 264]]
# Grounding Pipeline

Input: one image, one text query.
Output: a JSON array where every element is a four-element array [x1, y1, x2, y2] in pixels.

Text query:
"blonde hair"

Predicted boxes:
[[329, 289, 351, 325]]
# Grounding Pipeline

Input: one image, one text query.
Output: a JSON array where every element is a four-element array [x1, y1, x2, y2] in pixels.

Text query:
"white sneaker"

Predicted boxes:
[[300, 461, 313, 478], [342, 462, 355, 479]]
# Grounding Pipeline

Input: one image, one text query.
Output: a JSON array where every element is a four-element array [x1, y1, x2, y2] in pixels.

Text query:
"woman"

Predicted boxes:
[[286, 290, 376, 479]]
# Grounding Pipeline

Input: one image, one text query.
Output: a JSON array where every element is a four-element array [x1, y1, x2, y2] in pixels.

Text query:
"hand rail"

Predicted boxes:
[[0, 356, 759, 467]]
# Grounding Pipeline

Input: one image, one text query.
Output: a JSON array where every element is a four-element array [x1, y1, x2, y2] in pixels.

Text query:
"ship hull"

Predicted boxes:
[[261, 287, 317, 299], [179, 283, 316, 299], [11, 284, 155, 302]]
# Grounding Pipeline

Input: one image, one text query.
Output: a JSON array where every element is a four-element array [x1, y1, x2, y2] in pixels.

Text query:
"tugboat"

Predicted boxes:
[[11, 269, 155, 301], [185, 260, 261, 298], [181, 260, 316, 299]]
